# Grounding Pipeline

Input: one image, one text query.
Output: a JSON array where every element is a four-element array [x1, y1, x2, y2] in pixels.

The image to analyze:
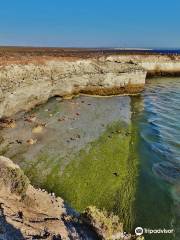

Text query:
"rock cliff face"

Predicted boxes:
[[0, 156, 69, 240], [106, 54, 180, 76], [1, 53, 180, 118], [0, 59, 146, 118]]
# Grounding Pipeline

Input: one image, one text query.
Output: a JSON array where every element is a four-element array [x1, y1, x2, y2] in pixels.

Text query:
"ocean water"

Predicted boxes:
[[152, 49, 180, 54], [99, 48, 180, 55], [132, 77, 180, 240], [0, 77, 179, 239]]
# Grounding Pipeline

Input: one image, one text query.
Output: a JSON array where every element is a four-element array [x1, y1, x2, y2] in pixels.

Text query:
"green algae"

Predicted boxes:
[[0, 145, 9, 156], [0, 96, 138, 232], [21, 121, 138, 231], [54, 122, 131, 208], [113, 117, 139, 231]]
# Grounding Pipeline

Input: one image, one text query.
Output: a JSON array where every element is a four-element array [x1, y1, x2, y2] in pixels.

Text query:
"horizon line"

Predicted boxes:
[[0, 45, 180, 50]]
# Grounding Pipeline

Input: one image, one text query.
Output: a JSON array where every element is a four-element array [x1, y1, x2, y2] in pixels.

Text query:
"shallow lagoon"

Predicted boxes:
[[0, 77, 180, 239]]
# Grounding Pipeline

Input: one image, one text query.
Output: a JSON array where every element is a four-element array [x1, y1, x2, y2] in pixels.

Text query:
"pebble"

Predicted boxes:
[[32, 125, 43, 133], [27, 138, 37, 145], [55, 97, 62, 101], [113, 172, 119, 177], [58, 117, 65, 122], [63, 95, 73, 100]]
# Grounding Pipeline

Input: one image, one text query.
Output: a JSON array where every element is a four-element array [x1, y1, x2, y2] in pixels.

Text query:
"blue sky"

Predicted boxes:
[[0, 0, 180, 48]]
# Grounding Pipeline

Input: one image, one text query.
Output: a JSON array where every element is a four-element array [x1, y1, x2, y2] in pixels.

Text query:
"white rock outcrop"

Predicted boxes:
[[0, 59, 146, 118], [1, 54, 180, 118]]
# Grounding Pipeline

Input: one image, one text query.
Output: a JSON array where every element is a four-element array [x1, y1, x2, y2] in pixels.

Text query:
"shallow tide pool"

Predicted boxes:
[[0, 77, 180, 239]]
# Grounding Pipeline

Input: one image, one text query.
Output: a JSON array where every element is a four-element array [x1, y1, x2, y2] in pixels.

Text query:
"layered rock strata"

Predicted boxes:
[[0, 59, 146, 118], [105, 54, 180, 76], [1, 53, 180, 118]]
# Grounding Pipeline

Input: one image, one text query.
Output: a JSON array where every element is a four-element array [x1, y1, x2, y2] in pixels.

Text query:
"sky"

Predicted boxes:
[[0, 0, 180, 48]]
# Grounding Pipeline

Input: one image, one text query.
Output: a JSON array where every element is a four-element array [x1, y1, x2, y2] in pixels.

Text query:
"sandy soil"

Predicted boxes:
[[0, 46, 179, 65]]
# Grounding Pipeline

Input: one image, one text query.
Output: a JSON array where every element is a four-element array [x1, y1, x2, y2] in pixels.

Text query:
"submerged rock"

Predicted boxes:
[[26, 138, 37, 145], [32, 124, 44, 133]]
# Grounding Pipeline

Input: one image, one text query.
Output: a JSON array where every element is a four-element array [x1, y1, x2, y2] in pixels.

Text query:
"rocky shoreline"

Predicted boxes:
[[1, 50, 180, 118], [0, 155, 142, 240], [0, 59, 146, 118], [0, 49, 180, 239]]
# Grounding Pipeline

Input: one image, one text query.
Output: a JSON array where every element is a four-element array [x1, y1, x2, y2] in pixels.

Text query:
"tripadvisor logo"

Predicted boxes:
[[135, 226, 174, 236], [135, 227, 144, 236]]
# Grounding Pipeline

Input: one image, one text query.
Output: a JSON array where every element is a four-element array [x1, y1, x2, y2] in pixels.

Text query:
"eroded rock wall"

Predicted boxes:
[[0, 59, 146, 118], [106, 55, 180, 76], [1, 54, 180, 118], [0, 156, 69, 240]]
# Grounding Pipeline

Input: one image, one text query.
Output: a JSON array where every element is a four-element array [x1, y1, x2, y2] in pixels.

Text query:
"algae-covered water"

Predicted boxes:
[[0, 77, 180, 240]]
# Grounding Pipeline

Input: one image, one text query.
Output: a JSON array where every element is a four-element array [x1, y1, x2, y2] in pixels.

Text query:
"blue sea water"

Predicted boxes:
[[133, 77, 180, 240]]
